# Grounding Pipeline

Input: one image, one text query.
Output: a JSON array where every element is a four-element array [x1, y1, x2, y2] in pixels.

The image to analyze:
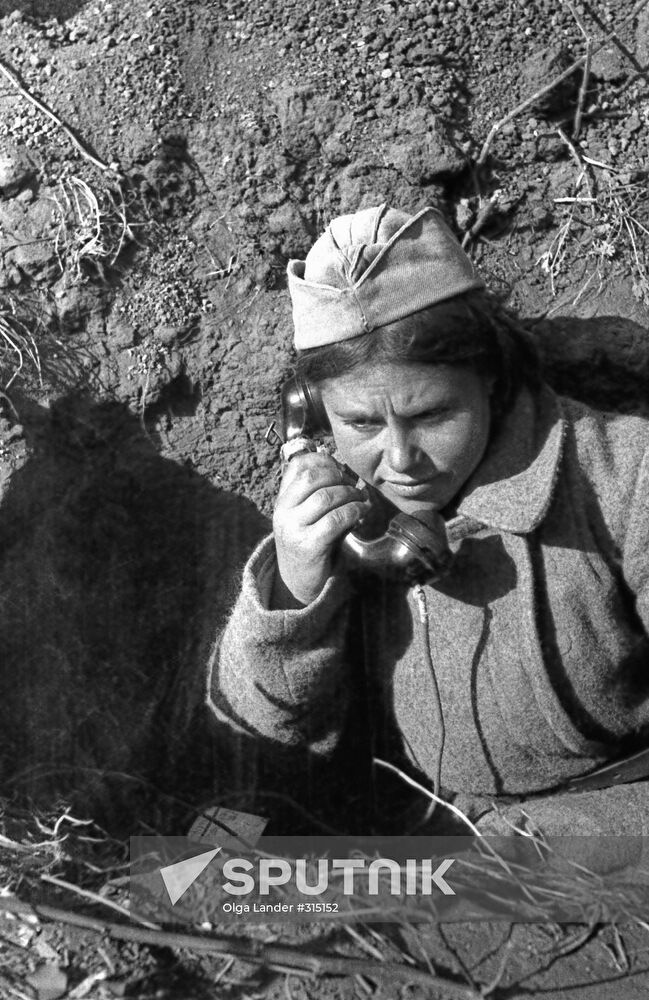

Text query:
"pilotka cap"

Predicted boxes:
[[287, 203, 485, 350]]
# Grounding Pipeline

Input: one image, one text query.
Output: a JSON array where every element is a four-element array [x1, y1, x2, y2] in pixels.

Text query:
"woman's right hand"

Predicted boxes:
[[271, 451, 370, 608]]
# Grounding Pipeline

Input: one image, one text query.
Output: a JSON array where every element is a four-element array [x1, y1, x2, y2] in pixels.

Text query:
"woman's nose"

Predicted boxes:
[[384, 423, 425, 473]]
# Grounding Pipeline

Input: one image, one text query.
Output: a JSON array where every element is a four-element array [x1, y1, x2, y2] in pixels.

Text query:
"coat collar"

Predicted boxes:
[[453, 384, 566, 534]]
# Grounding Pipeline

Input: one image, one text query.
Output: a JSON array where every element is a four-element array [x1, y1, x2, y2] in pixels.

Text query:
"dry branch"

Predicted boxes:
[[574, 38, 593, 140], [0, 56, 124, 180], [476, 57, 587, 167], [562, 0, 594, 139], [39, 873, 157, 929], [476, 0, 649, 167], [0, 896, 480, 998], [555, 126, 596, 214]]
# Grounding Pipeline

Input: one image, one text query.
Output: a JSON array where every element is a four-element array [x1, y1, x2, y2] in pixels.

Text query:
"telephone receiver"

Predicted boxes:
[[278, 375, 455, 585]]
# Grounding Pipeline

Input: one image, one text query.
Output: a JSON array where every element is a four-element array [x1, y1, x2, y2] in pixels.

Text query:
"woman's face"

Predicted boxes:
[[319, 361, 494, 515]]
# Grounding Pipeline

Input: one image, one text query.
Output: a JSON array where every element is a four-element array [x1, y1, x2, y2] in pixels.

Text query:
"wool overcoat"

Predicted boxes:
[[208, 384, 649, 834]]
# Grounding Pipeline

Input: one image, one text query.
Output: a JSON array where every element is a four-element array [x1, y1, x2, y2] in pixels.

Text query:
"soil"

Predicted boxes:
[[1, 0, 649, 996]]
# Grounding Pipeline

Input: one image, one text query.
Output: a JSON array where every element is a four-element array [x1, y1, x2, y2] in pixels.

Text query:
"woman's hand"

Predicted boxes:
[[271, 451, 370, 608]]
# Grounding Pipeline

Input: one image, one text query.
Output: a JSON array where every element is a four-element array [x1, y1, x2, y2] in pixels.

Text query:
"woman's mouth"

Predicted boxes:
[[384, 479, 439, 498]]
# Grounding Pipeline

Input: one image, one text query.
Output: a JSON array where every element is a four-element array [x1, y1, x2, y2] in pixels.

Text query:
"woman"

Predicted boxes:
[[208, 204, 649, 852]]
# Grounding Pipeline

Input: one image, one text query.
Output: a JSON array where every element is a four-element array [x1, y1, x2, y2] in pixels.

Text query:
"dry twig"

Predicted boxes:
[[574, 37, 593, 140], [562, 0, 593, 140], [476, 0, 649, 166], [555, 126, 596, 214], [0, 896, 480, 998], [39, 873, 158, 929], [0, 55, 123, 180], [476, 57, 587, 166], [461, 192, 505, 249]]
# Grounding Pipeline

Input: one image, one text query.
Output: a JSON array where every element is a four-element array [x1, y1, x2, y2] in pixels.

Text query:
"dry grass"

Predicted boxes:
[[0, 297, 43, 390], [50, 175, 137, 282], [3, 789, 649, 999], [537, 163, 649, 308]]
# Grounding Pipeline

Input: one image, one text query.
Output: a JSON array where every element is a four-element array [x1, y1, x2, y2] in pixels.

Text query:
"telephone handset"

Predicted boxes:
[[277, 375, 455, 585]]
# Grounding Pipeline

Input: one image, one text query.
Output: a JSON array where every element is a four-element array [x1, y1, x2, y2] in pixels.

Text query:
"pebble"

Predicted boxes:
[[624, 114, 642, 134], [0, 147, 35, 197]]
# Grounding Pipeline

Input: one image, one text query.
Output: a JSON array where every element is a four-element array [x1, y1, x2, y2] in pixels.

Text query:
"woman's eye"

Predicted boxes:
[[418, 408, 451, 422], [346, 419, 380, 430]]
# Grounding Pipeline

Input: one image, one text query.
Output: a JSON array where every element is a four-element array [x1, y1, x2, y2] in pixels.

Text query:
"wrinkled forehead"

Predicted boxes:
[[319, 362, 487, 414]]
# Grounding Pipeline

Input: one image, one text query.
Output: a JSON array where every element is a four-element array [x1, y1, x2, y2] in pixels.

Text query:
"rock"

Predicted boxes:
[[535, 133, 565, 162], [590, 43, 628, 82], [324, 164, 439, 217], [0, 260, 22, 289], [384, 121, 465, 183], [258, 186, 287, 208], [156, 324, 181, 346], [530, 204, 554, 230], [273, 86, 338, 160], [12, 241, 58, 282], [266, 202, 314, 257], [26, 964, 67, 1000], [108, 319, 136, 348], [52, 281, 103, 331], [0, 146, 36, 197], [455, 199, 474, 231], [321, 134, 349, 165], [623, 113, 643, 135]]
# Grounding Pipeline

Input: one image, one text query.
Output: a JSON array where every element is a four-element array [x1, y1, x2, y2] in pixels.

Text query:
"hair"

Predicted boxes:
[[294, 289, 541, 427]]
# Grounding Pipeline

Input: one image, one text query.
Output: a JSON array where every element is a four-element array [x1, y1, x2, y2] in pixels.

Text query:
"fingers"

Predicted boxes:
[[275, 481, 369, 538], [273, 452, 369, 594], [275, 493, 369, 555], [310, 497, 370, 545], [278, 451, 355, 506], [299, 484, 368, 526]]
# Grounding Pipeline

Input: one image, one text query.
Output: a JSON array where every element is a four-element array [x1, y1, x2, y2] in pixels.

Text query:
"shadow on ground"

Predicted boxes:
[[0, 392, 269, 831], [535, 313, 649, 414]]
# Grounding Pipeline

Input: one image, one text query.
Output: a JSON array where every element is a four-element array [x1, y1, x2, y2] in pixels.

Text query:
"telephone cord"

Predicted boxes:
[[414, 583, 446, 822]]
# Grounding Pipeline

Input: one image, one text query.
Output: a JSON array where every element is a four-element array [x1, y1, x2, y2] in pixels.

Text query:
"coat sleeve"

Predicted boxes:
[[206, 534, 356, 757], [621, 441, 649, 633], [475, 443, 649, 870], [475, 781, 649, 877]]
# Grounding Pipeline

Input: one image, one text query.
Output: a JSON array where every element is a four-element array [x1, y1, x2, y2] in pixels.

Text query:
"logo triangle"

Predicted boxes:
[[160, 847, 221, 905]]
